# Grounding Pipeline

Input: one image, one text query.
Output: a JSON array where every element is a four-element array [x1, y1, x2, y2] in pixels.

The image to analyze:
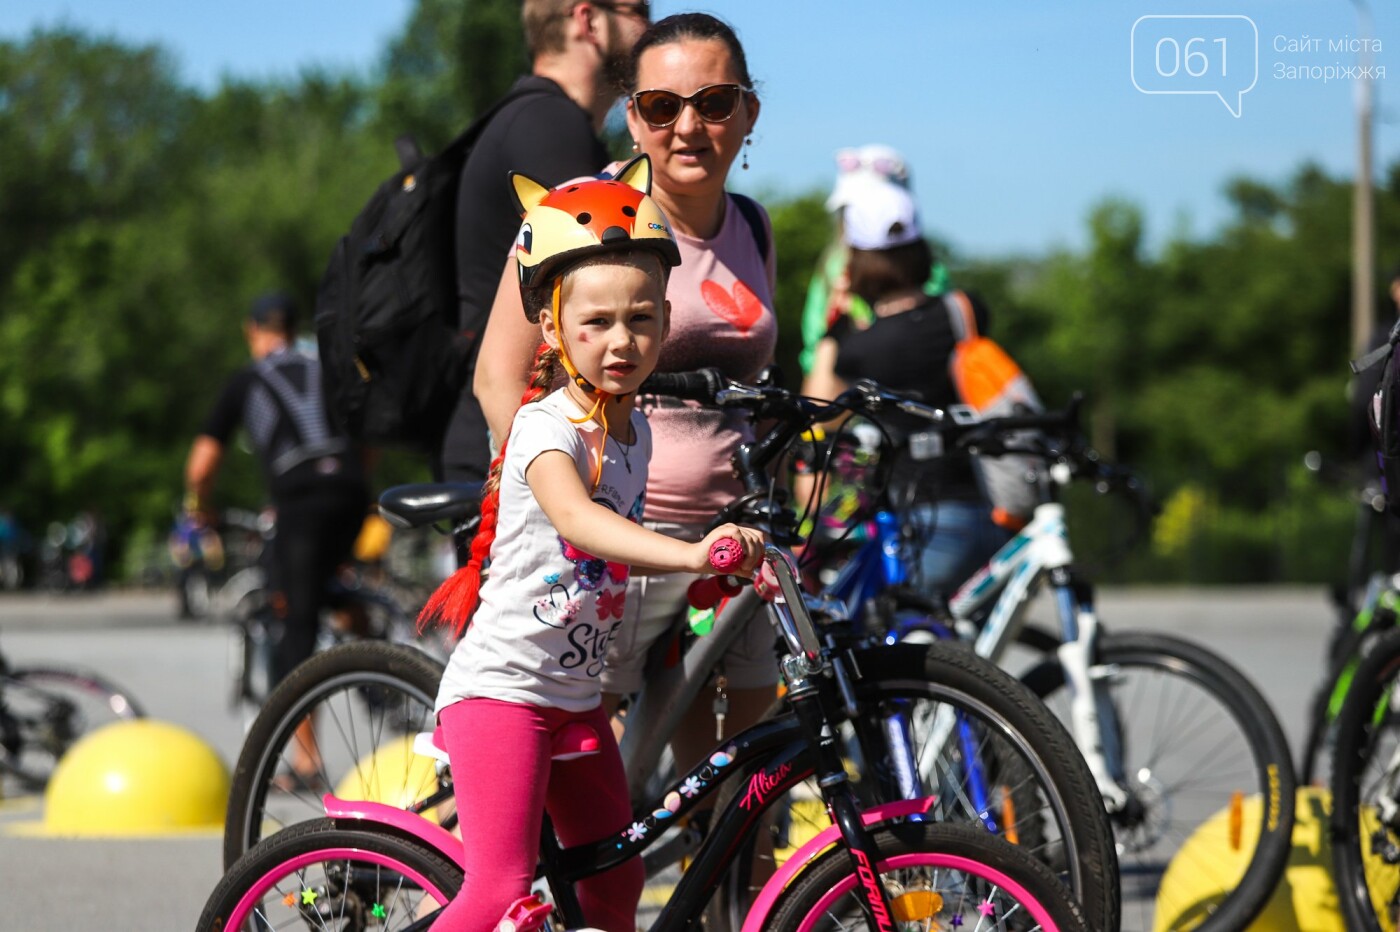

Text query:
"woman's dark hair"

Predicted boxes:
[[846, 240, 934, 307], [627, 13, 753, 92]]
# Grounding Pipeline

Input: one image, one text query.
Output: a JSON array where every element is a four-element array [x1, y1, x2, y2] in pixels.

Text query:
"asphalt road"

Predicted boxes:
[[0, 585, 1333, 931]]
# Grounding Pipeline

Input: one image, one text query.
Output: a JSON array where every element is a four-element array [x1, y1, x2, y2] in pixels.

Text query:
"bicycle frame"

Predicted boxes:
[[618, 585, 763, 804], [317, 548, 921, 932], [938, 501, 1130, 810]]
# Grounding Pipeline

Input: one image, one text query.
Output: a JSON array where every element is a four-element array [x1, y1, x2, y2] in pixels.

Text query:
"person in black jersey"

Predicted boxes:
[[438, 0, 650, 483], [804, 180, 1011, 591], [185, 293, 370, 694]]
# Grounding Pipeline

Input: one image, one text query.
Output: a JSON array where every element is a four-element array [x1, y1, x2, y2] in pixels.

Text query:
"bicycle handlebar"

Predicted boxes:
[[638, 371, 1155, 545], [637, 368, 728, 403]]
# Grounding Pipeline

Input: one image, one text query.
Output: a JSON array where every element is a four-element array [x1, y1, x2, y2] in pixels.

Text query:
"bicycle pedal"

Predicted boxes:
[[497, 895, 553, 932]]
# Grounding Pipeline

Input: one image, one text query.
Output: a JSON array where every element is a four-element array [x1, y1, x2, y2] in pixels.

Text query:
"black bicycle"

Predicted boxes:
[[202, 540, 1092, 932], [0, 638, 145, 791], [218, 376, 1123, 929]]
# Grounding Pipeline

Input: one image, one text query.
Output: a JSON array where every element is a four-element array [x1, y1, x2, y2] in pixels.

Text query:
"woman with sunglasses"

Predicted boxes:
[[472, 10, 777, 802], [601, 9, 776, 775]]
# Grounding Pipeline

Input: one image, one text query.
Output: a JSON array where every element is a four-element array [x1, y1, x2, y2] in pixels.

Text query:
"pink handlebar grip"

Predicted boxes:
[[708, 537, 743, 573]]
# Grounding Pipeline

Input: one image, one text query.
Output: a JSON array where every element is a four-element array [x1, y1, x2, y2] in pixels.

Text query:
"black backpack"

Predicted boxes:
[[315, 86, 545, 454], [1353, 319, 1400, 510]]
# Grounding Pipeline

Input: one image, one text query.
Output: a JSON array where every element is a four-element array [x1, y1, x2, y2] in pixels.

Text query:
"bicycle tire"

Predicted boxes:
[[1302, 613, 1398, 786], [222, 640, 445, 869], [201, 818, 462, 930], [1330, 627, 1400, 932], [0, 665, 145, 790], [763, 821, 1088, 932], [708, 642, 1119, 932], [1021, 630, 1296, 932]]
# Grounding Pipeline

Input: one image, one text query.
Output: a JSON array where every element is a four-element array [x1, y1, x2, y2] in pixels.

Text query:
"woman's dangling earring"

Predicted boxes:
[[742, 136, 751, 171]]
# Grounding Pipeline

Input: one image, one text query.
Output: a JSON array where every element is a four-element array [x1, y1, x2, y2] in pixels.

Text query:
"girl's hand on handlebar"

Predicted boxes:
[[695, 524, 765, 577]]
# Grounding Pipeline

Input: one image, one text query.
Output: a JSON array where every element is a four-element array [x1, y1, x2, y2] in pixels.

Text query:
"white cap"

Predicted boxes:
[[842, 179, 922, 250], [825, 144, 911, 212]]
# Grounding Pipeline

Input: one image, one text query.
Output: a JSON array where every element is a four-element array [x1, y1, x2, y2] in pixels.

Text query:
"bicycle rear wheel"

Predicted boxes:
[[201, 818, 462, 930], [764, 821, 1088, 932], [1021, 630, 1296, 932], [222, 640, 445, 869], [1331, 627, 1400, 932], [0, 666, 145, 791]]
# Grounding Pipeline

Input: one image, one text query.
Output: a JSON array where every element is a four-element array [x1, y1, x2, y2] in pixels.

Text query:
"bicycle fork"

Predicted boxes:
[[1051, 570, 1130, 813], [792, 683, 902, 929]]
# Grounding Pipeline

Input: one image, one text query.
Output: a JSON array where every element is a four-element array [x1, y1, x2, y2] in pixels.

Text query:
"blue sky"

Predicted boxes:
[[3, 0, 1397, 259]]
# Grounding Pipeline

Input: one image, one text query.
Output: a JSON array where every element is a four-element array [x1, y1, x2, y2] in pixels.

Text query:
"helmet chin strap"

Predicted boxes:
[[552, 277, 611, 491]]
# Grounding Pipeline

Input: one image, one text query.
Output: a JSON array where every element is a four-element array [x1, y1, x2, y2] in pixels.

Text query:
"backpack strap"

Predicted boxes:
[[251, 355, 350, 476], [1353, 319, 1400, 373], [730, 193, 770, 264], [433, 83, 557, 168], [941, 290, 980, 343]]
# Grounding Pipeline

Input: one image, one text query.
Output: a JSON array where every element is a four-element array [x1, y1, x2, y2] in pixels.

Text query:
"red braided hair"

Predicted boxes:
[[418, 342, 559, 636]]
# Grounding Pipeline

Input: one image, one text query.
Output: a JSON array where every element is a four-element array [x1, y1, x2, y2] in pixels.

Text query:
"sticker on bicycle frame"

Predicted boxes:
[[620, 744, 738, 843]]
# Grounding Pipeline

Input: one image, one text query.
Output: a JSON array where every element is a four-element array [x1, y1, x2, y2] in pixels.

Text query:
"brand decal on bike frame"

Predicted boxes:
[[852, 847, 896, 932], [738, 761, 793, 811]]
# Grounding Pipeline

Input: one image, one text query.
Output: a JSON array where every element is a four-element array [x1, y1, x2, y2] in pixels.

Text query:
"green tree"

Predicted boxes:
[[375, 0, 527, 150]]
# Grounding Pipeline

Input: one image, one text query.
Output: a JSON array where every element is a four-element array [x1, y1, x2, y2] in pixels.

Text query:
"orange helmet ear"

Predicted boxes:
[[509, 171, 551, 217], [612, 155, 652, 195]]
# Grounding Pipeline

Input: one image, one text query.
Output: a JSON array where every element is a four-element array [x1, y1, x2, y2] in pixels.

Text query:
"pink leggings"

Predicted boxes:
[[434, 698, 643, 932]]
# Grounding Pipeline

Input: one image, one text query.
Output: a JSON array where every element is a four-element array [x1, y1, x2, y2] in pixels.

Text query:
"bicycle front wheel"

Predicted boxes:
[[1022, 630, 1296, 932], [710, 642, 1119, 932], [0, 666, 145, 791], [222, 640, 445, 869], [1331, 627, 1400, 932], [764, 821, 1087, 932], [201, 818, 462, 930]]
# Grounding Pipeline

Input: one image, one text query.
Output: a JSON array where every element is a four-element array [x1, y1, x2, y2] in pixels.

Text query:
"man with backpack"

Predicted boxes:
[[185, 293, 370, 694], [438, 0, 651, 482]]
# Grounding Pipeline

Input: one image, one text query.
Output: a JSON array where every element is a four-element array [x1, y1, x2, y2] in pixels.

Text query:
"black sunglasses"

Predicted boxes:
[[592, 0, 651, 21], [631, 83, 751, 128]]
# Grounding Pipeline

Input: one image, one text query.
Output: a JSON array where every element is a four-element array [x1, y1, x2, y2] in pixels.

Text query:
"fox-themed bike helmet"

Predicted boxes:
[[511, 154, 680, 297]]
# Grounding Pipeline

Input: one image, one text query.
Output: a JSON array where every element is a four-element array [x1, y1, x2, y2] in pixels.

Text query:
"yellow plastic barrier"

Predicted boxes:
[[41, 719, 228, 836], [1154, 788, 1347, 931]]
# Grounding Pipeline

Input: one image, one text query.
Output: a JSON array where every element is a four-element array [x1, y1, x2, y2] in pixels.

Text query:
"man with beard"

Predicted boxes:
[[439, 0, 650, 484]]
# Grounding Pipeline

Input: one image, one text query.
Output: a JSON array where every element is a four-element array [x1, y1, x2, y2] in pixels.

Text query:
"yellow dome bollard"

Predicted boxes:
[[42, 719, 229, 836], [1153, 788, 1349, 931], [333, 735, 442, 814]]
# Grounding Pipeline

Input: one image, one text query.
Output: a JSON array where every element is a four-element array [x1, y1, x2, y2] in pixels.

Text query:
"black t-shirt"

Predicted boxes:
[[440, 75, 609, 480], [201, 351, 366, 500], [832, 294, 988, 502]]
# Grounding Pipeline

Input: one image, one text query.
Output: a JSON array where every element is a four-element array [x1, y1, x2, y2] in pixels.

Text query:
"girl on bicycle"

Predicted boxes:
[[419, 156, 764, 932]]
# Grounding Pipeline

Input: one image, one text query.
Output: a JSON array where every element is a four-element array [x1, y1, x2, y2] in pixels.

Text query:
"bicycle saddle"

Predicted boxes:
[[378, 483, 484, 529]]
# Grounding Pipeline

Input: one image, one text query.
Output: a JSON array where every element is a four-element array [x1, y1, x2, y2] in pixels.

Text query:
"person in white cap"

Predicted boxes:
[[798, 145, 952, 375], [802, 181, 1011, 592]]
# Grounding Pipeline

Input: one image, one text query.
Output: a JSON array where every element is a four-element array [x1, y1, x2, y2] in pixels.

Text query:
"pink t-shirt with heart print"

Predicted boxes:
[[639, 193, 778, 524]]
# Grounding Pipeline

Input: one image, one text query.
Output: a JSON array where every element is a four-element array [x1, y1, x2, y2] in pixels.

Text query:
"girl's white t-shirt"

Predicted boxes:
[[435, 390, 651, 715]]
